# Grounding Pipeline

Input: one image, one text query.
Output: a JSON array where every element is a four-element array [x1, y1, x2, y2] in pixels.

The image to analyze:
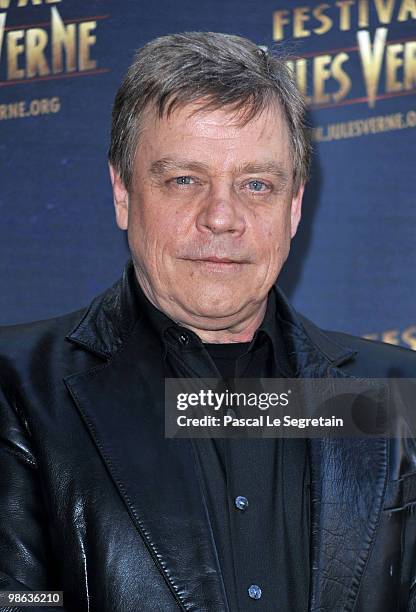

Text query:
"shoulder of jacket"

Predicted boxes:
[[0, 307, 88, 348], [322, 329, 416, 376], [0, 307, 93, 391]]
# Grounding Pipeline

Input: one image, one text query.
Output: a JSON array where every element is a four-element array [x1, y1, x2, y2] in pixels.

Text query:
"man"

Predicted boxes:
[[0, 32, 415, 612]]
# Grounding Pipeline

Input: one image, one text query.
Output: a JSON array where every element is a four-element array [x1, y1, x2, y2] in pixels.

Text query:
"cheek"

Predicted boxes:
[[255, 214, 290, 262], [128, 203, 193, 277], [128, 194, 166, 245]]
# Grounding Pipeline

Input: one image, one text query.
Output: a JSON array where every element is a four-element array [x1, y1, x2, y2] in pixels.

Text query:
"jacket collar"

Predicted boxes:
[[66, 260, 143, 359], [65, 259, 387, 612]]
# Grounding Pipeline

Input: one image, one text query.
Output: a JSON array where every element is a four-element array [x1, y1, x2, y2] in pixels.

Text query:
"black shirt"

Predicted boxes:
[[133, 280, 310, 611]]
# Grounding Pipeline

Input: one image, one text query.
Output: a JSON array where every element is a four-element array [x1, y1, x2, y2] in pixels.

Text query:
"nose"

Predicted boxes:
[[196, 184, 246, 236]]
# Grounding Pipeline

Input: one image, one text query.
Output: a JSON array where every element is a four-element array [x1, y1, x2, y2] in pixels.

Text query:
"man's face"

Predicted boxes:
[[110, 101, 304, 332]]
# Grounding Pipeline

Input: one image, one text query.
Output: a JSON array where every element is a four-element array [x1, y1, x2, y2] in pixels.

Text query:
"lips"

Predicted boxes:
[[179, 255, 249, 268], [185, 257, 247, 273]]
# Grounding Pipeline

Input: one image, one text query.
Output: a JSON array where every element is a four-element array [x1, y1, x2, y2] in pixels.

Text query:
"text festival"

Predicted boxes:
[[0, 0, 98, 81], [274, 0, 416, 106]]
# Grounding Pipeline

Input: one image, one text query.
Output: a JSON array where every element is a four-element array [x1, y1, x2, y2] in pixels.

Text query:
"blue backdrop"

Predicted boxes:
[[1, 0, 415, 350]]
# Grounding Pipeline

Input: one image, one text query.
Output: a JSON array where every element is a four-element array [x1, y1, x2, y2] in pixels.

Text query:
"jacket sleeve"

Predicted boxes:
[[0, 381, 68, 612]]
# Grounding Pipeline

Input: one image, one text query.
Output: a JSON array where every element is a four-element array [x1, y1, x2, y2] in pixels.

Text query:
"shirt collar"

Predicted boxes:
[[250, 287, 293, 377]]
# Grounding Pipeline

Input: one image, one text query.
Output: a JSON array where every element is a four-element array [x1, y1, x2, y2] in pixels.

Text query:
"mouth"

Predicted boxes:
[[181, 256, 248, 272], [195, 257, 241, 264]]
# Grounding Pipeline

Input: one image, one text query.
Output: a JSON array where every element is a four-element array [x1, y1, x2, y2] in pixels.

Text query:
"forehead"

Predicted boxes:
[[136, 100, 292, 170]]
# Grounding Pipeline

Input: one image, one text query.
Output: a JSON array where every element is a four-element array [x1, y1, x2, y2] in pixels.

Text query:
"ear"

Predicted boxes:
[[290, 184, 304, 239], [109, 163, 129, 230]]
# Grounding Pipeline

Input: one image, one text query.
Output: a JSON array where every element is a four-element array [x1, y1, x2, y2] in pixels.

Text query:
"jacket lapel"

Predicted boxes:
[[307, 433, 388, 612], [277, 298, 389, 612], [64, 316, 228, 611]]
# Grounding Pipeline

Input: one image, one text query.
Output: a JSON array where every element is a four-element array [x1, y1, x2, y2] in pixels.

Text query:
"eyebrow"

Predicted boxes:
[[149, 158, 211, 176], [149, 157, 289, 184]]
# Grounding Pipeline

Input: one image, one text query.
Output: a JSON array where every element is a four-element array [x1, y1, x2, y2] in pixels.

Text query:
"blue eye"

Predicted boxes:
[[247, 180, 267, 192], [175, 176, 193, 185]]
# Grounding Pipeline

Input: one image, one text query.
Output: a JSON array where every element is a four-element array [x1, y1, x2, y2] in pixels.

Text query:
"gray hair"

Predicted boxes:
[[108, 32, 311, 194]]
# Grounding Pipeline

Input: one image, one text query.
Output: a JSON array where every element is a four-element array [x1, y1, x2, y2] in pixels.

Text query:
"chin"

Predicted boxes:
[[183, 293, 245, 321]]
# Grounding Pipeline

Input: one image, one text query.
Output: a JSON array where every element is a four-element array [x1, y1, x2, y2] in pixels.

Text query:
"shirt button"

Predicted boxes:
[[235, 495, 249, 511], [179, 333, 189, 345], [248, 584, 262, 600]]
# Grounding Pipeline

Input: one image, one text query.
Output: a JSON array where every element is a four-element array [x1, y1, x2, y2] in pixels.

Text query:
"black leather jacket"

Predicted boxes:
[[1, 260, 416, 612]]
